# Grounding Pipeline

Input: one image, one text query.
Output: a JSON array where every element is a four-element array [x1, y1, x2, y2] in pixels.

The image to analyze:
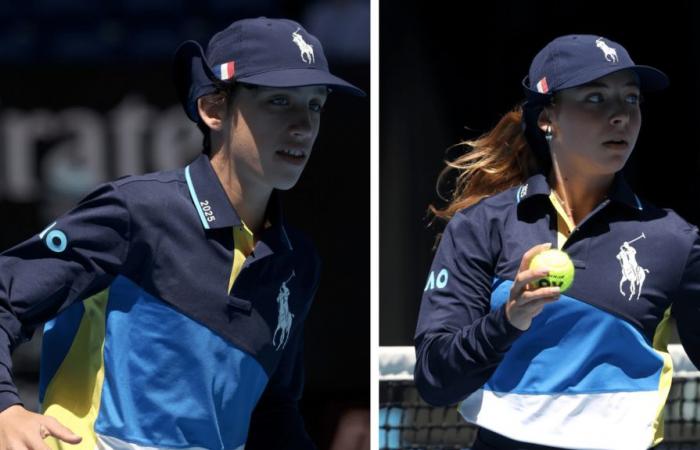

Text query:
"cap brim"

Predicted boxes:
[[237, 69, 366, 97], [173, 40, 220, 122], [628, 65, 670, 91], [563, 65, 669, 93], [523, 64, 669, 99]]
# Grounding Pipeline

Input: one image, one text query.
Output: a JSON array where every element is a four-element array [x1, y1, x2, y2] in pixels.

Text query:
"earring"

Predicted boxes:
[[545, 125, 553, 143]]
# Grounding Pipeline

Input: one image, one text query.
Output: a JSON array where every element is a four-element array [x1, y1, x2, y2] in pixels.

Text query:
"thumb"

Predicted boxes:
[[43, 418, 82, 444], [519, 242, 552, 272]]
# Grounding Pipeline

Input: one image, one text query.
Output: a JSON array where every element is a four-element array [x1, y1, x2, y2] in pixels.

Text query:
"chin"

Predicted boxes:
[[271, 176, 304, 191], [262, 162, 309, 190], [596, 153, 631, 174], [610, 157, 631, 173]]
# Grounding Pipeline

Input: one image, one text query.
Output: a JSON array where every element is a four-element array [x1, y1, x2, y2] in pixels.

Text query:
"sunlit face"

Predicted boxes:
[[545, 70, 642, 177], [224, 85, 328, 191]]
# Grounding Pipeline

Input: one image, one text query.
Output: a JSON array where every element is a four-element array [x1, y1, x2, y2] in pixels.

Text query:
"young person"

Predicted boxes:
[[415, 34, 699, 450], [0, 17, 364, 450]]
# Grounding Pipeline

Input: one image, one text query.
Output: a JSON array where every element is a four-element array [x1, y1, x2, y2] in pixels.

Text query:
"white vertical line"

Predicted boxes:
[[370, 0, 379, 448]]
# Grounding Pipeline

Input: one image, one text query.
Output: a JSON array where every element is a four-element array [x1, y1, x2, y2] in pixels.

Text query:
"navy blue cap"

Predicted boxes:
[[174, 17, 366, 122], [522, 35, 669, 103]]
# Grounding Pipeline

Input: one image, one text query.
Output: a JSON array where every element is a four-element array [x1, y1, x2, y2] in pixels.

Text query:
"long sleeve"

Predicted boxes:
[[0, 182, 130, 411], [672, 227, 700, 369], [414, 208, 523, 406]]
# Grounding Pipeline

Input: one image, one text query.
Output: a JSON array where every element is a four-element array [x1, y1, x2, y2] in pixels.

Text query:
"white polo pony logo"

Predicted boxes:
[[616, 233, 649, 301], [595, 38, 619, 63], [292, 28, 314, 64], [272, 271, 295, 351]]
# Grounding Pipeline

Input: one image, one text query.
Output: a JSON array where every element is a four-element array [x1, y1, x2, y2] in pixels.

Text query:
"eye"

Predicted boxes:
[[585, 93, 604, 103], [269, 96, 289, 106], [625, 93, 641, 105], [309, 101, 324, 113]]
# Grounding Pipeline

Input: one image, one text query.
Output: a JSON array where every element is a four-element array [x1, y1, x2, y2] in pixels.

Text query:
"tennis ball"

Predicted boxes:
[[529, 249, 574, 292]]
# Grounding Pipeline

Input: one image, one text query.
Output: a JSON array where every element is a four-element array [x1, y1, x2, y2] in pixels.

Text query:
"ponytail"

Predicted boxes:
[[430, 105, 541, 222]]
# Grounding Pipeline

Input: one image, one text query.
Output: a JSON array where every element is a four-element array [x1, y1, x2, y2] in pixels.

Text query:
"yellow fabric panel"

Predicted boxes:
[[548, 191, 574, 249], [42, 289, 109, 450], [651, 307, 674, 446], [228, 223, 255, 293]]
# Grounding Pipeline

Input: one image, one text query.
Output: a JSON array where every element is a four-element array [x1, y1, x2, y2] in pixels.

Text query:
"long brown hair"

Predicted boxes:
[[430, 105, 541, 221]]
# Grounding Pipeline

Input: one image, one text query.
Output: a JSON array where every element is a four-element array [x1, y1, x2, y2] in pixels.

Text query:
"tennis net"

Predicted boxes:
[[379, 346, 700, 450]]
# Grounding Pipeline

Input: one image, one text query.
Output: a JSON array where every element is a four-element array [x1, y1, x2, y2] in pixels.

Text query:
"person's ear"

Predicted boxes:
[[537, 108, 552, 133], [197, 94, 227, 131]]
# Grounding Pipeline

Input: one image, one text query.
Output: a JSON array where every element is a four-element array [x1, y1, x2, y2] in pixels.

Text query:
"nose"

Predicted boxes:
[[610, 99, 632, 127], [610, 114, 629, 127], [610, 109, 630, 128], [289, 108, 314, 140]]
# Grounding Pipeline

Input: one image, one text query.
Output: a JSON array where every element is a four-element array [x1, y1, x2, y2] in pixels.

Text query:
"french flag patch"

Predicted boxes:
[[218, 61, 235, 81], [536, 77, 549, 94]]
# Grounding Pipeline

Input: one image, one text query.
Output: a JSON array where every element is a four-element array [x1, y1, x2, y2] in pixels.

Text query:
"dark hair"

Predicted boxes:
[[196, 121, 214, 155]]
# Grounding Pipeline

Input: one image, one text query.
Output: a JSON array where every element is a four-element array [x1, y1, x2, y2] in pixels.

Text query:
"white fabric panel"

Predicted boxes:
[[459, 388, 659, 450]]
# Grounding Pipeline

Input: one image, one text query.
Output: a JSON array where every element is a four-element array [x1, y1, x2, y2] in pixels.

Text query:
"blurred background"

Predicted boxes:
[[380, 0, 700, 347], [1, 1, 369, 449]]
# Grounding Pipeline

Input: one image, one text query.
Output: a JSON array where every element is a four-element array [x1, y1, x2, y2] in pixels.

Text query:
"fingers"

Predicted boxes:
[[8, 432, 51, 450], [517, 242, 552, 273], [512, 267, 549, 296], [504, 288, 560, 330], [519, 294, 560, 316], [26, 436, 52, 450], [512, 243, 555, 296], [511, 290, 560, 322], [519, 287, 560, 306], [43, 417, 81, 444], [0, 406, 80, 450]]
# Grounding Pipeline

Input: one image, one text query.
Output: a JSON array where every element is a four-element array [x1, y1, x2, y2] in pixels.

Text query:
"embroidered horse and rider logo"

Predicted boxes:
[[595, 38, 619, 63], [616, 233, 649, 301], [272, 270, 296, 351], [292, 28, 314, 64]]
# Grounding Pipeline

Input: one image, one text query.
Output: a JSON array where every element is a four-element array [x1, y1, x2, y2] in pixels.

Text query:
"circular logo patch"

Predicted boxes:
[[45, 229, 68, 253]]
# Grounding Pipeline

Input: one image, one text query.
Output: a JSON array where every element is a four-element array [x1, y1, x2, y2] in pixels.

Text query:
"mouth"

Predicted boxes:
[[602, 139, 630, 150], [275, 149, 307, 165]]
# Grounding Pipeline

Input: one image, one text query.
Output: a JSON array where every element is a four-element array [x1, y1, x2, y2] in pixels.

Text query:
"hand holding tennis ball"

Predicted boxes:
[[528, 249, 575, 292], [506, 243, 570, 331]]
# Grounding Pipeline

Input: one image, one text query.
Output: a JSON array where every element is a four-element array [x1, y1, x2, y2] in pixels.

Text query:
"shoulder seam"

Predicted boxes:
[[115, 178, 184, 188]]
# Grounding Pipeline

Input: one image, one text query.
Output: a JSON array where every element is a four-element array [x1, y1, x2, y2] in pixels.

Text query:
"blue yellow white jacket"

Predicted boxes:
[[0, 154, 320, 450], [415, 172, 700, 450]]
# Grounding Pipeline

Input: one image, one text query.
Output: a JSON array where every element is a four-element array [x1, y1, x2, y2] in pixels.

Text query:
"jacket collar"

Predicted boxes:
[[516, 171, 643, 211], [184, 154, 293, 251]]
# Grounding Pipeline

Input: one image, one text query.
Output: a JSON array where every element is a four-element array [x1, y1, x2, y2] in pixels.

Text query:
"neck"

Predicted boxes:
[[549, 158, 613, 225], [209, 150, 272, 236]]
